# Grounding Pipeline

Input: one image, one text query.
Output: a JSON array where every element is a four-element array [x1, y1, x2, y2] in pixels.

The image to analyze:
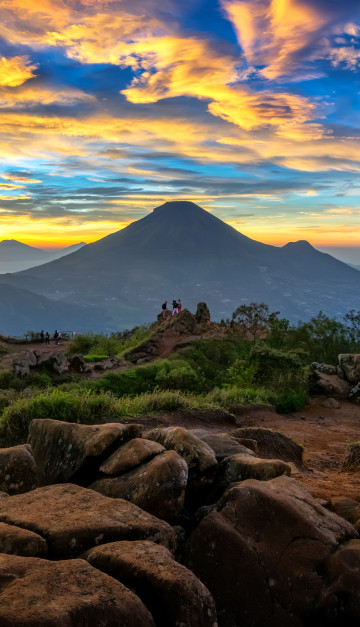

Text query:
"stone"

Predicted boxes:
[[85, 540, 218, 627], [0, 521, 47, 557], [68, 353, 86, 373], [183, 476, 357, 626], [195, 302, 210, 323], [330, 496, 360, 528], [91, 450, 188, 521], [233, 426, 304, 465], [100, 438, 165, 475], [0, 444, 37, 495], [12, 350, 37, 376], [349, 384, 360, 403], [146, 426, 217, 490], [218, 453, 291, 484], [28, 419, 142, 485], [94, 357, 127, 371], [191, 430, 255, 461], [0, 483, 178, 558], [36, 350, 70, 374], [0, 554, 154, 626], [338, 354, 360, 383], [314, 539, 360, 625], [318, 397, 340, 409], [312, 371, 352, 396], [235, 437, 258, 454], [311, 362, 337, 375]]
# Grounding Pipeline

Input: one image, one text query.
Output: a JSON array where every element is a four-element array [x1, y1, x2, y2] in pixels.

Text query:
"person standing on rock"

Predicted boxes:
[[178, 299, 182, 312], [54, 330, 59, 346], [40, 330, 44, 344], [45, 331, 50, 345], [172, 299, 178, 316], [162, 301, 167, 319]]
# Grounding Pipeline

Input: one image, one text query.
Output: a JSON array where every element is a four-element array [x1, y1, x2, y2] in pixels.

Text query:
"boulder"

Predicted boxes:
[[338, 354, 360, 383], [195, 302, 210, 323], [342, 442, 360, 472], [91, 450, 188, 521], [68, 353, 86, 373], [169, 309, 197, 334], [146, 426, 217, 490], [12, 350, 37, 376], [183, 476, 357, 626], [36, 350, 70, 374], [314, 539, 360, 625], [94, 357, 127, 371], [191, 430, 255, 461], [28, 419, 142, 485], [312, 371, 352, 396], [85, 540, 217, 627], [0, 554, 154, 626], [311, 362, 338, 375], [0, 483, 178, 558], [331, 496, 360, 529], [0, 444, 37, 494], [349, 384, 360, 403], [0, 521, 47, 557], [233, 427, 303, 465], [217, 453, 291, 484], [100, 438, 165, 475]]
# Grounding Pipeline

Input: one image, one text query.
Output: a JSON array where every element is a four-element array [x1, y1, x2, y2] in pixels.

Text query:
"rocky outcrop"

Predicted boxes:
[[338, 354, 360, 383], [0, 521, 47, 557], [28, 419, 141, 485], [68, 353, 87, 373], [0, 554, 154, 627], [0, 443, 37, 494], [12, 350, 37, 376], [331, 496, 360, 530], [195, 302, 211, 324], [312, 371, 352, 396], [184, 475, 357, 626], [233, 426, 304, 465], [217, 453, 291, 484], [146, 426, 217, 491], [94, 356, 128, 371], [12, 349, 70, 376], [92, 450, 188, 521], [85, 540, 218, 627], [0, 483, 178, 558]]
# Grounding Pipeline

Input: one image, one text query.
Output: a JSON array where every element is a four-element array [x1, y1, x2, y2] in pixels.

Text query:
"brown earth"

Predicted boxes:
[[1, 340, 360, 504]]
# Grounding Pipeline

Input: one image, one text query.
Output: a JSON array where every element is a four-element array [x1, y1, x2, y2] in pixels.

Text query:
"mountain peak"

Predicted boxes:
[[153, 201, 204, 215], [282, 240, 315, 251]]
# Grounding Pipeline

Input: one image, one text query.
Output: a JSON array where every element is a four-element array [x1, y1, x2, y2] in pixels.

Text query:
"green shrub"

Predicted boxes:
[[274, 389, 308, 413], [68, 334, 95, 355], [95, 364, 159, 397], [207, 385, 275, 407], [83, 354, 107, 362]]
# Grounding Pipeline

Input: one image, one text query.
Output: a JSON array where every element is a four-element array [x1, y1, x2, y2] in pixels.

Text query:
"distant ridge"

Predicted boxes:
[[1, 200, 360, 333], [0, 240, 86, 274]]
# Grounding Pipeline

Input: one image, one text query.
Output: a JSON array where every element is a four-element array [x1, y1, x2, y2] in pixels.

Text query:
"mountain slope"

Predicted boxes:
[[0, 240, 86, 274], [1, 201, 360, 331]]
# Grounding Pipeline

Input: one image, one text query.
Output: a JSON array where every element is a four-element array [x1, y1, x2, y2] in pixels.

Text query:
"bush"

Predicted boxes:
[[95, 364, 159, 397], [68, 334, 94, 355], [83, 354, 107, 362], [274, 389, 309, 413]]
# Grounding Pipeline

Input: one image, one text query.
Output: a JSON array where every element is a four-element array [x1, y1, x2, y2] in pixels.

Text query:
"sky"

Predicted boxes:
[[0, 0, 359, 256]]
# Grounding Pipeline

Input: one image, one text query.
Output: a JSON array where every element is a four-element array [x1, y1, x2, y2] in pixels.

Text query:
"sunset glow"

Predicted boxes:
[[0, 0, 359, 252]]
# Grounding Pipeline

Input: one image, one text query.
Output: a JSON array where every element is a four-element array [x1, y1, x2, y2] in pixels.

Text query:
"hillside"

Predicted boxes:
[[1, 201, 360, 332], [0, 240, 86, 274]]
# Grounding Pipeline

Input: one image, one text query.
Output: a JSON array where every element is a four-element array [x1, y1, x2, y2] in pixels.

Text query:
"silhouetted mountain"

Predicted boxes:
[[1, 201, 360, 332], [0, 240, 86, 274]]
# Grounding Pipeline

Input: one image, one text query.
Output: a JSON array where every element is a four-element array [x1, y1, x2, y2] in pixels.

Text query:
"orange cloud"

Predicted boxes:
[[221, 0, 326, 79], [0, 56, 37, 87]]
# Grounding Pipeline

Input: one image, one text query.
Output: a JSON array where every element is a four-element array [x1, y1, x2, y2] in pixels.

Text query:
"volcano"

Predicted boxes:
[[1, 201, 360, 333]]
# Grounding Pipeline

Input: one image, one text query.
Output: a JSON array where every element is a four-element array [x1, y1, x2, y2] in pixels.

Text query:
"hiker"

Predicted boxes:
[[58, 331, 62, 344], [40, 330, 44, 344], [45, 331, 50, 345], [178, 299, 182, 312], [161, 301, 167, 319], [172, 299, 178, 316], [54, 330, 59, 346]]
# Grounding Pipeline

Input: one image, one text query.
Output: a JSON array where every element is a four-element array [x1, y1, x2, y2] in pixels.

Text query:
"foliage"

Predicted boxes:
[[231, 302, 280, 344], [83, 354, 107, 362]]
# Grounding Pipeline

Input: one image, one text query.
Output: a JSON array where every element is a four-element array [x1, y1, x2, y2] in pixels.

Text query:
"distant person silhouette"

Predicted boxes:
[[178, 299, 182, 312], [45, 331, 50, 345], [172, 300, 178, 316], [40, 330, 44, 344], [54, 330, 59, 346], [161, 301, 168, 318]]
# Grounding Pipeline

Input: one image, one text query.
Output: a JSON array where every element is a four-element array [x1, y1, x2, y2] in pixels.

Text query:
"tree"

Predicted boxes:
[[231, 302, 280, 344]]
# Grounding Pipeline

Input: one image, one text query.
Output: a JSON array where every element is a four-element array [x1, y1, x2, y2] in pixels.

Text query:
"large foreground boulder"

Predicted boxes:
[[100, 438, 165, 475], [191, 430, 255, 461], [28, 419, 141, 485], [217, 453, 291, 484], [0, 554, 154, 626], [0, 444, 37, 495], [85, 540, 218, 627], [91, 450, 188, 521], [184, 476, 357, 626], [338, 354, 360, 383], [0, 483, 178, 558]]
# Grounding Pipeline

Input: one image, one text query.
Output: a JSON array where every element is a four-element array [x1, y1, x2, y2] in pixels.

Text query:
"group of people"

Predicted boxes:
[[161, 299, 182, 318], [40, 330, 61, 345]]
